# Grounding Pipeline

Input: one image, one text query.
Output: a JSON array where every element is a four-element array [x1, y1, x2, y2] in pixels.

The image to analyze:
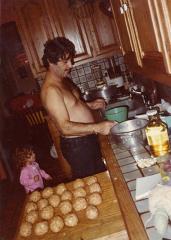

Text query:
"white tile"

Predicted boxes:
[[118, 157, 135, 166], [121, 163, 138, 173], [115, 151, 131, 159], [146, 228, 162, 240], [135, 199, 149, 213], [123, 170, 142, 182], [130, 190, 136, 201], [130, 145, 147, 155], [127, 180, 136, 191], [141, 212, 154, 228], [142, 165, 160, 176]]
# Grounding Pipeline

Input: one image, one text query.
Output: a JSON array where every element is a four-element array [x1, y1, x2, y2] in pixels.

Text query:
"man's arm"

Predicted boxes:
[[86, 98, 106, 110], [42, 87, 115, 136]]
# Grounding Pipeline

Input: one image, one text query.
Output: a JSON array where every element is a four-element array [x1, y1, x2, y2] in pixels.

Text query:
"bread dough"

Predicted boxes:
[[61, 190, 72, 201], [26, 210, 38, 224], [88, 193, 102, 206], [25, 202, 37, 213], [89, 183, 101, 193], [55, 183, 67, 195], [40, 205, 54, 220], [29, 191, 41, 202], [59, 200, 72, 215], [73, 197, 87, 211], [42, 187, 54, 198], [34, 221, 48, 236], [64, 213, 78, 227], [37, 198, 48, 210], [48, 194, 60, 208], [86, 176, 97, 185], [19, 222, 32, 237], [73, 178, 85, 189], [49, 216, 64, 233], [73, 187, 86, 198], [86, 205, 99, 219]]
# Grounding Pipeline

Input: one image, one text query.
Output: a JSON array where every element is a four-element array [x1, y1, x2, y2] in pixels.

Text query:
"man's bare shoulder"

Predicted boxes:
[[41, 82, 63, 105]]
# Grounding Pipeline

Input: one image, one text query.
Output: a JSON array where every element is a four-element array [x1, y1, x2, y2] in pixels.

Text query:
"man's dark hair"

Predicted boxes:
[[42, 37, 76, 69]]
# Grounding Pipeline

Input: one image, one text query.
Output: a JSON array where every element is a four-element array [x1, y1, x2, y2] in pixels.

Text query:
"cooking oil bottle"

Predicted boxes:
[[145, 109, 170, 157]]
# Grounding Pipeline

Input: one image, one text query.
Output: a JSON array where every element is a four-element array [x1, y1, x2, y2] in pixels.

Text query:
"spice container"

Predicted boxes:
[[145, 109, 170, 157]]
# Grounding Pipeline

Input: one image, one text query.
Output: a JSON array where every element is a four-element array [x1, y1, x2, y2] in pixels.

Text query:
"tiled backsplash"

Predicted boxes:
[[70, 53, 131, 92]]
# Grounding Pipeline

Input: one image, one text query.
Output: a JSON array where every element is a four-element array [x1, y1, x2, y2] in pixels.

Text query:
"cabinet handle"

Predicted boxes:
[[120, 3, 128, 14]]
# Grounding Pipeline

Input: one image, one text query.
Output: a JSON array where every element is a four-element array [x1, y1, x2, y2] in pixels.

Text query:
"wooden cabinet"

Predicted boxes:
[[15, 0, 120, 77], [111, 0, 171, 85]]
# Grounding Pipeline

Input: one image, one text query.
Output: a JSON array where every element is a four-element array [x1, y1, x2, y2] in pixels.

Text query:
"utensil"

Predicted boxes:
[[110, 119, 148, 149]]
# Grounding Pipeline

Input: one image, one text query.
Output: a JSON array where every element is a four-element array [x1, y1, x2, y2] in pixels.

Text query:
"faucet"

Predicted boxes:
[[129, 85, 150, 108]]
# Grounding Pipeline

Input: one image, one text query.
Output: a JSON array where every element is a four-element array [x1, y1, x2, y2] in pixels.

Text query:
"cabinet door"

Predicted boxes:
[[127, 0, 166, 73], [110, 0, 141, 68], [15, 0, 55, 76], [46, 0, 93, 63], [154, 0, 171, 74], [86, 0, 120, 57]]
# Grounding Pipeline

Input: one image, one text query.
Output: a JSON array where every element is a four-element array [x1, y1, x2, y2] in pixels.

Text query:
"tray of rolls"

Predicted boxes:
[[15, 171, 127, 240]]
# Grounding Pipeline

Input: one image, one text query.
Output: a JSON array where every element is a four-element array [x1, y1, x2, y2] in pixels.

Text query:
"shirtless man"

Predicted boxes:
[[41, 37, 116, 179]]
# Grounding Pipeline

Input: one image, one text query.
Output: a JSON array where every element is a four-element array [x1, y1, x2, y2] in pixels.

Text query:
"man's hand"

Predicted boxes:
[[95, 121, 118, 135], [87, 98, 106, 110]]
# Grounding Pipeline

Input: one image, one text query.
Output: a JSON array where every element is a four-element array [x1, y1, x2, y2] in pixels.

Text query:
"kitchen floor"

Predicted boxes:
[[0, 153, 68, 240]]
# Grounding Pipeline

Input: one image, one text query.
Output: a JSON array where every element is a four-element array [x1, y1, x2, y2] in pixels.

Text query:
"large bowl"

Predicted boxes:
[[110, 119, 148, 149], [105, 106, 128, 122]]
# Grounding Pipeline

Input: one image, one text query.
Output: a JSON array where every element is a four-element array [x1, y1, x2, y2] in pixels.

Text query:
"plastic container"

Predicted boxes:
[[104, 106, 128, 122]]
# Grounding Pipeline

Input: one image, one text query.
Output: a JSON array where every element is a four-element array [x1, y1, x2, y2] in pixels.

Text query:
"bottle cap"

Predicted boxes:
[[146, 109, 158, 116]]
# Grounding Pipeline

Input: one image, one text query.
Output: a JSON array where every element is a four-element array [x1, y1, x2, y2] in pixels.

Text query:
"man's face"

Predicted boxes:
[[51, 54, 74, 78]]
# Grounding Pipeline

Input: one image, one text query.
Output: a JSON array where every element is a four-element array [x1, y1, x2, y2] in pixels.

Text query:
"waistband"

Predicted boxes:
[[60, 134, 97, 144]]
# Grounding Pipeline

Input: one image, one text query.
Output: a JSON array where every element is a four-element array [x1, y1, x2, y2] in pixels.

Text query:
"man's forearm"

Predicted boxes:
[[59, 120, 98, 136]]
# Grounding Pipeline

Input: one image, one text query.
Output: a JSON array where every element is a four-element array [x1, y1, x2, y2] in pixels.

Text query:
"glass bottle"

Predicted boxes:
[[145, 109, 170, 157]]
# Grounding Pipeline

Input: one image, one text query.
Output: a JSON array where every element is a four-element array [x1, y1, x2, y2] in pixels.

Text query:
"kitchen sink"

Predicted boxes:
[[105, 97, 146, 119]]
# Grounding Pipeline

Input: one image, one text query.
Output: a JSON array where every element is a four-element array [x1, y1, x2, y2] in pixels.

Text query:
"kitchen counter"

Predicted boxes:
[[99, 135, 171, 240]]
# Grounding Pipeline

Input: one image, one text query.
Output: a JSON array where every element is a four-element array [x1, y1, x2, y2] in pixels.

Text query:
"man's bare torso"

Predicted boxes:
[[41, 76, 95, 124]]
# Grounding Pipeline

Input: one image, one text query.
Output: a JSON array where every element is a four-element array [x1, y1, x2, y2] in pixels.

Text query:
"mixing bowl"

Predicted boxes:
[[105, 106, 128, 122], [110, 119, 148, 149]]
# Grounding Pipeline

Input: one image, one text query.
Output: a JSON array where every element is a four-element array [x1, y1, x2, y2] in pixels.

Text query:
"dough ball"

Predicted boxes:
[[73, 187, 86, 198], [49, 216, 64, 233], [26, 210, 38, 224], [86, 176, 97, 185], [25, 202, 37, 213], [19, 222, 32, 237], [37, 198, 49, 210], [86, 205, 99, 219], [55, 183, 67, 195], [73, 197, 87, 211], [34, 221, 48, 236], [88, 193, 102, 206], [48, 194, 60, 208], [40, 205, 54, 220], [29, 191, 41, 202], [73, 178, 85, 189], [42, 187, 54, 198], [61, 190, 72, 201], [59, 200, 72, 215], [89, 183, 102, 193], [64, 213, 78, 227]]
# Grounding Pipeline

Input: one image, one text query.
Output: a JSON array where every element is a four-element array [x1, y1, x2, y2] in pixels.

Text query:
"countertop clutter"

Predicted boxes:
[[101, 134, 171, 240], [15, 171, 128, 240]]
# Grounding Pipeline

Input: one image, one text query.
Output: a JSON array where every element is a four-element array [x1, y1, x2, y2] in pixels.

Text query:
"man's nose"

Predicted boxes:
[[67, 60, 73, 68]]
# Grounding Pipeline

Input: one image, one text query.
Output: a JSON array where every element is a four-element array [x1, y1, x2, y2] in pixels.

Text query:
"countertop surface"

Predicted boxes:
[[100, 135, 171, 240]]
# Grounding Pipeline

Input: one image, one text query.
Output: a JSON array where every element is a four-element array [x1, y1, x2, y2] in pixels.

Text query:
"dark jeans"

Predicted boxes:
[[60, 134, 106, 179]]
